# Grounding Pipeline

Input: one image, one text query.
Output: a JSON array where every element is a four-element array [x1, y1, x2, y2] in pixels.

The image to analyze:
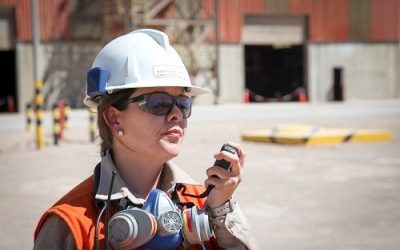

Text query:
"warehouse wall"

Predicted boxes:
[[218, 44, 245, 103], [308, 43, 400, 102], [16, 42, 99, 111]]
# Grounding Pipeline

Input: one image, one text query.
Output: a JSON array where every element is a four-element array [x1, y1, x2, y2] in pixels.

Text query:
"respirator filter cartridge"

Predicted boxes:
[[108, 208, 157, 249]]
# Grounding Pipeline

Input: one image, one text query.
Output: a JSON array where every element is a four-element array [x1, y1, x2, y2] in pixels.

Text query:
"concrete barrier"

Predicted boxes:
[[242, 124, 393, 145]]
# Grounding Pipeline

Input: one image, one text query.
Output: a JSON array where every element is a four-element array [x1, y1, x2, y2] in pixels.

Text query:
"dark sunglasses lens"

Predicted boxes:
[[176, 96, 192, 118], [147, 93, 173, 115]]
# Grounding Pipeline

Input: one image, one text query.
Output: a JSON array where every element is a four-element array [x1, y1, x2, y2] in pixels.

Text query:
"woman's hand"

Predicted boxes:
[[204, 142, 246, 208]]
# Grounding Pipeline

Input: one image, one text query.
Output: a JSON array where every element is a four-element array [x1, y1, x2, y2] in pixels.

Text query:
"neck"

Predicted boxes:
[[111, 144, 166, 199]]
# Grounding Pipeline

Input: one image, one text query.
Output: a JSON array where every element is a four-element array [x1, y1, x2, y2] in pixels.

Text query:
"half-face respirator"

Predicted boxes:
[[107, 189, 213, 250]]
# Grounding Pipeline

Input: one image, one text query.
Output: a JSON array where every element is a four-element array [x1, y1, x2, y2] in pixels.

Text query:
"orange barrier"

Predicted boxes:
[[247, 87, 308, 103], [243, 88, 250, 104]]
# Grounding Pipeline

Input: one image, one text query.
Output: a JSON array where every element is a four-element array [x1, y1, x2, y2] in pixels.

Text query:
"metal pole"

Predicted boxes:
[[398, 7, 400, 98], [214, 0, 220, 104], [31, 0, 45, 149]]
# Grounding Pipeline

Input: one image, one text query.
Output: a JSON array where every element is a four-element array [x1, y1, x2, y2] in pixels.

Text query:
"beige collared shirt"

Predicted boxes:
[[34, 152, 259, 249]]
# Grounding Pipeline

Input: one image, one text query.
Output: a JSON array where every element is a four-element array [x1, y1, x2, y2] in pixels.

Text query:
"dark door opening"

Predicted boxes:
[[0, 50, 17, 112], [332, 67, 344, 101], [245, 45, 305, 102]]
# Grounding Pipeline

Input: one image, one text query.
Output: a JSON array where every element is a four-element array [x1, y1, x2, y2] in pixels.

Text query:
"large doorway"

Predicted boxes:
[[0, 5, 17, 112], [243, 15, 307, 102], [0, 50, 17, 112], [245, 45, 304, 102]]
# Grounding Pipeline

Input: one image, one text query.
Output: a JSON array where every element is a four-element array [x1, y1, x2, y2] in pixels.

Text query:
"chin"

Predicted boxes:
[[160, 140, 181, 158]]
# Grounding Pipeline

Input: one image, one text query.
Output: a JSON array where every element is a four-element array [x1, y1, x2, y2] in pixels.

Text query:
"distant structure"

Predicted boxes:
[[0, 0, 399, 112]]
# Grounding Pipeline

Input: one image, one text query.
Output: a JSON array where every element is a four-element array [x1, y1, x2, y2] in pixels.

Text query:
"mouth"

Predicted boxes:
[[163, 127, 183, 139]]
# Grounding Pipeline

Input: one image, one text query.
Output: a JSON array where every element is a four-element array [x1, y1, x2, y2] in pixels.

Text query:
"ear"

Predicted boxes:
[[103, 107, 121, 133]]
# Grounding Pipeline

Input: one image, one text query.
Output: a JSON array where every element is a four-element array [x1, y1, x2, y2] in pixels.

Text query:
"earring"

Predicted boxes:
[[117, 129, 124, 136]]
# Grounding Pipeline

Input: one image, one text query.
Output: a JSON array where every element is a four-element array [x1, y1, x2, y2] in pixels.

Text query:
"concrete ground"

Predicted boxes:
[[0, 100, 399, 249]]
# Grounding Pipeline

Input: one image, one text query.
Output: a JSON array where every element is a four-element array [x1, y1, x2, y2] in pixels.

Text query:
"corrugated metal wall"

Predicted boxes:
[[289, 0, 349, 42], [219, 0, 241, 42], [348, 0, 370, 41], [219, 0, 266, 42], [217, 0, 399, 43], [1, 0, 398, 43], [370, 0, 400, 41], [0, 0, 69, 41], [266, 0, 290, 13]]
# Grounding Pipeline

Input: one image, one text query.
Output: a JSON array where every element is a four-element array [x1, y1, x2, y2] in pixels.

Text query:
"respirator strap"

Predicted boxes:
[[92, 162, 117, 250], [117, 197, 142, 210]]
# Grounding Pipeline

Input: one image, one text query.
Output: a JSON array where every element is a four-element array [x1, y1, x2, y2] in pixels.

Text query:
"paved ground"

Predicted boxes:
[[0, 100, 399, 249]]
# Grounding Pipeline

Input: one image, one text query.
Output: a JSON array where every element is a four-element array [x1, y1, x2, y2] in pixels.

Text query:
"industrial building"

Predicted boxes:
[[0, 0, 399, 112]]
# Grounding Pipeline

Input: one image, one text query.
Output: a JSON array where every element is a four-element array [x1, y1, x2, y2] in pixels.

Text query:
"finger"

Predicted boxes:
[[213, 150, 238, 164], [226, 141, 246, 167], [206, 166, 232, 180], [204, 176, 239, 191], [214, 151, 242, 175], [204, 176, 225, 189]]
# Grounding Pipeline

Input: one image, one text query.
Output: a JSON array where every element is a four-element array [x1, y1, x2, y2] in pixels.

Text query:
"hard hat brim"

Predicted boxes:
[[187, 85, 212, 96]]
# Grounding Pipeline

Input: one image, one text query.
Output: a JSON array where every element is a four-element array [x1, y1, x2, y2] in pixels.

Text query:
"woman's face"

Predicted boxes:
[[113, 86, 188, 161]]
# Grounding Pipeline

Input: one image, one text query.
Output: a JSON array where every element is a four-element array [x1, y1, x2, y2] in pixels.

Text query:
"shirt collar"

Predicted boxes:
[[94, 151, 199, 206]]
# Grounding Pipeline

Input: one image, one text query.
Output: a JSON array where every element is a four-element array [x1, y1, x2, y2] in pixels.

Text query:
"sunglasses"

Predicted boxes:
[[127, 92, 192, 118]]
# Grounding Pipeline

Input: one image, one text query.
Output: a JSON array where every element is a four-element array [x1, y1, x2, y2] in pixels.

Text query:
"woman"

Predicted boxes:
[[34, 29, 258, 250]]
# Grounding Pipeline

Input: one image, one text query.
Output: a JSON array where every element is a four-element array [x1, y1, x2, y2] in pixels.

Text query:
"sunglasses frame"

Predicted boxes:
[[127, 92, 192, 118]]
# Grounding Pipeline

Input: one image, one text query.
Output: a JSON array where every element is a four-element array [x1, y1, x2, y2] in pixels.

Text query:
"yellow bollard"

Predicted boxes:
[[52, 104, 61, 145], [89, 108, 97, 143], [35, 80, 45, 149], [26, 103, 34, 132], [64, 103, 71, 129]]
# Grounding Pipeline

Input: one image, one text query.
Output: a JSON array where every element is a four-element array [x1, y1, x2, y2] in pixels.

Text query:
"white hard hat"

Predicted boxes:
[[84, 29, 210, 108]]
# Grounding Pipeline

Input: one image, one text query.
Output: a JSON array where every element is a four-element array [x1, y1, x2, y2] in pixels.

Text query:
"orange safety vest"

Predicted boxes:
[[34, 175, 221, 250]]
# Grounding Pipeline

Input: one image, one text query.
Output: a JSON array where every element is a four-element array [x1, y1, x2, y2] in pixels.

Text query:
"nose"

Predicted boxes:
[[166, 103, 184, 122]]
